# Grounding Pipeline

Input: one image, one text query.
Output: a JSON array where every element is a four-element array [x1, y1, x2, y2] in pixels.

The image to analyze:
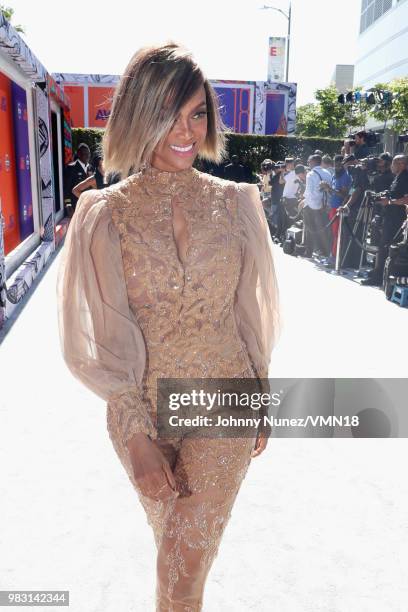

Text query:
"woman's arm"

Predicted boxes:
[[233, 184, 281, 453], [56, 189, 178, 500], [234, 183, 281, 377], [72, 175, 97, 198], [56, 188, 156, 443]]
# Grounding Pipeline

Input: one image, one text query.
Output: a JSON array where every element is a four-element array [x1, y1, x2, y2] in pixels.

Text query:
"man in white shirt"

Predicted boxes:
[[299, 154, 332, 257], [280, 157, 298, 199], [279, 158, 300, 237]]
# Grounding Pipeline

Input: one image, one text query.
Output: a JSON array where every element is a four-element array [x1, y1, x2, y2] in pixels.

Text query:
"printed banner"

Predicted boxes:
[[36, 86, 55, 243], [254, 81, 297, 135], [0, 71, 20, 254], [268, 36, 287, 82], [265, 92, 287, 135], [88, 86, 115, 128], [53, 73, 297, 135], [11, 81, 33, 241], [62, 85, 84, 128], [213, 84, 253, 133]]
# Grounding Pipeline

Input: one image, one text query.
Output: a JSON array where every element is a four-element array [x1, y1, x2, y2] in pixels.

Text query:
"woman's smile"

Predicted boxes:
[[169, 142, 196, 157]]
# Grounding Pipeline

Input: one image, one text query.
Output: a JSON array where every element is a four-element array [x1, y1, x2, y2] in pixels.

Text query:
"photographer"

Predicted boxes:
[[361, 154, 408, 286], [294, 164, 307, 197], [269, 162, 286, 239], [280, 158, 298, 216], [259, 159, 273, 199], [298, 154, 332, 257], [348, 131, 370, 160], [320, 155, 352, 265], [373, 152, 394, 192], [277, 162, 304, 242], [338, 154, 370, 268]]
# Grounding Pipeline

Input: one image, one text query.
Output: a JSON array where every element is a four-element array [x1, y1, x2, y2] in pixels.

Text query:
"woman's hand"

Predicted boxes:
[[126, 433, 179, 501], [251, 430, 269, 458]]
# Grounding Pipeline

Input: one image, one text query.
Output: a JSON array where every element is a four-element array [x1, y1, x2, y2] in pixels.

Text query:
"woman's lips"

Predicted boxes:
[[169, 142, 196, 157]]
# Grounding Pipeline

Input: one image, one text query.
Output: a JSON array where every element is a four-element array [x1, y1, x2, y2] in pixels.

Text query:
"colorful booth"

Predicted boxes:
[[0, 14, 72, 329]]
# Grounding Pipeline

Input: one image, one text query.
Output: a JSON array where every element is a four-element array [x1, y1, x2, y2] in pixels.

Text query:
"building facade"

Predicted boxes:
[[354, 0, 408, 89], [331, 65, 355, 93]]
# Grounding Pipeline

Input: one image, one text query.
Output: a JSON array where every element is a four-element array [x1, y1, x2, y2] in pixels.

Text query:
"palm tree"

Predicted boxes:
[[0, 4, 25, 33]]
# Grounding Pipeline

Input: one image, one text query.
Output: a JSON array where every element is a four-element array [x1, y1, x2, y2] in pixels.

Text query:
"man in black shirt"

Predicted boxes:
[[224, 155, 245, 182], [270, 165, 285, 241], [351, 131, 370, 160], [339, 155, 370, 268], [241, 153, 254, 183], [361, 154, 408, 286], [373, 153, 394, 193], [63, 143, 91, 216]]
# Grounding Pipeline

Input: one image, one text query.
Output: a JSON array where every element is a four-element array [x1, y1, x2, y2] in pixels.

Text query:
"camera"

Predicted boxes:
[[347, 130, 381, 148], [364, 189, 389, 204], [347, 156, 379, 182], [273, 161, 286, 171], [261, 160, 274, 172]]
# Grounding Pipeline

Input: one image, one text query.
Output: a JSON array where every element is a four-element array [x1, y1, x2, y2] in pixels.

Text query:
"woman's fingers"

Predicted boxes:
[[251, 432, 268, 458], [136, 466, 178, 501], [162, 461, 177, 492]]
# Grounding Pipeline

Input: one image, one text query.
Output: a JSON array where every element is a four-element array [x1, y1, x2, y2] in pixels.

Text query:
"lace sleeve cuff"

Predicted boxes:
[[107, 388, 158, 446]]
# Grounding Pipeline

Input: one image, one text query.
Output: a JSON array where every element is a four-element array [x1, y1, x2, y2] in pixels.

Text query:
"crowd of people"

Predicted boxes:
[[63, 137, 408, 290], [256, 146, 408, 287]]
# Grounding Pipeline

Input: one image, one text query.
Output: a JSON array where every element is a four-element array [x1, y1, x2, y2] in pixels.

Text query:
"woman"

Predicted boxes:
[[71, 152, 107, 199], [56, 41, 280, 611]]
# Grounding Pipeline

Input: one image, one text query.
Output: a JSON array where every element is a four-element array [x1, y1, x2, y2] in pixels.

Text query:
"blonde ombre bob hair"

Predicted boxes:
[[102, 41, 227, 178]]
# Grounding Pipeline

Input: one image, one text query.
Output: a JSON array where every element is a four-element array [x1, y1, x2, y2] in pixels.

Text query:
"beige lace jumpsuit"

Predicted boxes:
[[56, 164, 279, 611]]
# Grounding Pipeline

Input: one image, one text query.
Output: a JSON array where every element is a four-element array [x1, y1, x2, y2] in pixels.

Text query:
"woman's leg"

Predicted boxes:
[[107, 403, 255, 610], [155, 436, 255, 612]]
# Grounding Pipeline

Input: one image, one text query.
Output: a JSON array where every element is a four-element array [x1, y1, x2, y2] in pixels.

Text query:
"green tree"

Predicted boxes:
[[0, 4, 25, 33], [370, 78, 408, 133], [296, 86, 369, 138], [295, 103, 323, 137]]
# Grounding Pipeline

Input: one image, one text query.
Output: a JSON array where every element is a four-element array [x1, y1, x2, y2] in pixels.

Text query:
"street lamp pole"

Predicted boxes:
[[260, 2, 292, 82], [286, 1, 291, 82]]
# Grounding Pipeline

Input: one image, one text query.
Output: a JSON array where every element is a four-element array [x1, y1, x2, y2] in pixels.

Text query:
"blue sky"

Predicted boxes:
[[9, 0, 361, 106]]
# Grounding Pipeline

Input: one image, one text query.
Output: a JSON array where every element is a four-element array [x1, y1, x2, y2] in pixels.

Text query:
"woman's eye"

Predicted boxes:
[[171, 111, 207, 126]]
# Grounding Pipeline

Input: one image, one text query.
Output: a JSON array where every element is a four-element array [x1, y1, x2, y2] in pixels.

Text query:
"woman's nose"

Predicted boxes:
[[174, 118, 194, 140]]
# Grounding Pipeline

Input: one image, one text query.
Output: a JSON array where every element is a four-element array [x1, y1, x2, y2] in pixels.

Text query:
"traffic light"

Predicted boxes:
[[337, 88, 392, 107], [382, 90, 393, 106], [365, 91, 377, 105]]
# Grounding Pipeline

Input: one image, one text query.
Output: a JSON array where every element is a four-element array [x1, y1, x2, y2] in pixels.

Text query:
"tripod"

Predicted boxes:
[[341, 190, 376, 273]]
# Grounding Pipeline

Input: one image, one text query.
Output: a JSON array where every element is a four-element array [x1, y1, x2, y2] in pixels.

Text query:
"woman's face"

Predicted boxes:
[[151, 84, 208, 172]]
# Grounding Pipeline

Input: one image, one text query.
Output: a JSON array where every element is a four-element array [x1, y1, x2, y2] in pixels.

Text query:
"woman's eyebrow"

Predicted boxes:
[[193, 100, 207, 109]]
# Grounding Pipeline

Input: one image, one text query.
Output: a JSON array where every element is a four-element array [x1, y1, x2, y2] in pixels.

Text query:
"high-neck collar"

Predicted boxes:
[[137, 163, 200, 198]]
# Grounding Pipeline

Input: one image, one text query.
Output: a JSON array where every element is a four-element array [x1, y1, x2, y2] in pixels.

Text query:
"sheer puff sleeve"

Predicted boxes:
[[56, 189, 157, 446], [234, 183, 281, 381]]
